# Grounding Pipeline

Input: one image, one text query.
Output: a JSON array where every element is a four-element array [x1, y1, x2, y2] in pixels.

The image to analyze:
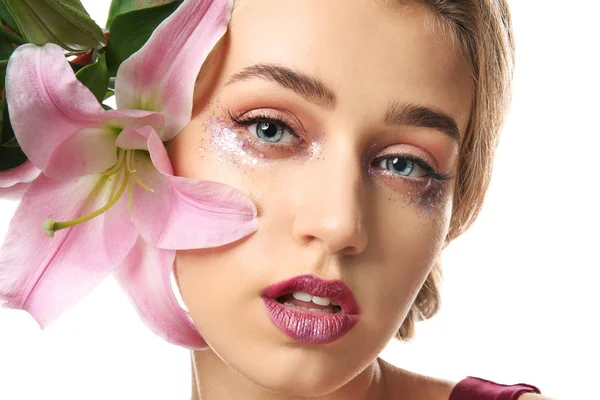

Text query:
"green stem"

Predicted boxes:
[[0, 59, 7, 68], [0, 24, 25, 45]]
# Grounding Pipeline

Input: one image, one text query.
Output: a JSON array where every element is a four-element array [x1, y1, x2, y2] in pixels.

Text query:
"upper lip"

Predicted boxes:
[[261, 274, 359, 314]]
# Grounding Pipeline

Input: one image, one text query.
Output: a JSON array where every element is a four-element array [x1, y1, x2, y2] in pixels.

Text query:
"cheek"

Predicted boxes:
[[175, 246, 252, 335], [353, 188, 452, 331]]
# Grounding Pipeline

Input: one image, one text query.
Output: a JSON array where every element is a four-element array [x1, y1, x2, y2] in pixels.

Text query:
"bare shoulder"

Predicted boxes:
[[520, 394, 555, 400], [377, 358, 553, 400]]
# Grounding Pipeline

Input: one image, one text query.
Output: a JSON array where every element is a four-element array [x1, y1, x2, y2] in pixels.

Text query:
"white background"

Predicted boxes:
[[1, 1, 598, 399]]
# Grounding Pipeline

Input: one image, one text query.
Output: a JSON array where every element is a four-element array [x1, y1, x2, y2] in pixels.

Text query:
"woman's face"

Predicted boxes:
[[170, 0, 472, 395]]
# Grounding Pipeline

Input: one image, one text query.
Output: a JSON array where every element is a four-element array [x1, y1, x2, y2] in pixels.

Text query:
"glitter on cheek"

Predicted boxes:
[[195, 110, 271, 173], [368, 167, 451, 218], [410, 179, 449, 218], [305, 139, 325, 161]]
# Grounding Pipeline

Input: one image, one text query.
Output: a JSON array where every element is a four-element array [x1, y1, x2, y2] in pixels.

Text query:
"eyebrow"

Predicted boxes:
[[226, 63, 461, 145], [384, 102, 461, 145], [226, 64, 336, 109]]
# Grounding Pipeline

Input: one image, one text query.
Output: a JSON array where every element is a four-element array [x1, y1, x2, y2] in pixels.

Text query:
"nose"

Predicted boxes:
[[290, 140, 368, 256]]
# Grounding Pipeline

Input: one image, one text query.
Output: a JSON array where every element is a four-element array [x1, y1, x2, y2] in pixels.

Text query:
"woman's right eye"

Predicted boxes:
[[247, 120, 298, 145]]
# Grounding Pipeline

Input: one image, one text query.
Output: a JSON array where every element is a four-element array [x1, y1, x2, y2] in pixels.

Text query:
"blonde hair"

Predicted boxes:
[[399, 0, 516, 340]]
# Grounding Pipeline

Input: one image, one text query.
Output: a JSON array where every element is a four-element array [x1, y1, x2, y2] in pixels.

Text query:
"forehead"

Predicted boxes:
[[224, 0, 473, 134]]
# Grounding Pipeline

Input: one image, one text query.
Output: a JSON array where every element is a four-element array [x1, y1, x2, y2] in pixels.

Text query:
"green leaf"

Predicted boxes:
[[0, 37, 10, 58], [0, 0, 107, 51], [0, 2, 20, 35], [0, 21, 25, 46], [0, 37, 14, 89], [1, 136, 18, 147], [106, 0, 175, 30], [0, 97, 27, 171], [105, 0, 182, 77], [76, 52, 109, 103]]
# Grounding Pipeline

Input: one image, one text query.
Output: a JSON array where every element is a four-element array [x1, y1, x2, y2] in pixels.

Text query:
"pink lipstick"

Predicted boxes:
[[261, 275, 359, 344]]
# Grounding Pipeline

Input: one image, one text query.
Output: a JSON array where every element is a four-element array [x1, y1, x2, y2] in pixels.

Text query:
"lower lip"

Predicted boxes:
[[262, 297, 358, 344]]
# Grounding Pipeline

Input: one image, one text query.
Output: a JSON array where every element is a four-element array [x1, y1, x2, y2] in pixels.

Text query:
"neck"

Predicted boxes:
[[189, 350, 389, 400]]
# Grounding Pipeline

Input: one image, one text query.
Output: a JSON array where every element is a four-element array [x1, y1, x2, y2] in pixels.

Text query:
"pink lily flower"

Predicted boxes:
[[0, 161, 41, 199], [0, 0, 258, 349]]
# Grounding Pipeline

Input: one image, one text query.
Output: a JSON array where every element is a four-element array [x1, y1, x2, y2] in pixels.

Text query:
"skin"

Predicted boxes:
[[166, 0, 493, 398]]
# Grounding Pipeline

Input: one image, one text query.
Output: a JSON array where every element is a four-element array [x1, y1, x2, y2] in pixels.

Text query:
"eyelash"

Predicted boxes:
[[229, 110, 303, 154], [371, 155, 451, 182], [228, 111, 452, 182], [231, 114, 301, 142]]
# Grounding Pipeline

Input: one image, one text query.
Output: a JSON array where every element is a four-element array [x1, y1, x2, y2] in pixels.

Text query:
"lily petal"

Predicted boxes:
[[102, 175, 141, 267], [5, 43, 165, 179], [0, 182, 32, 200], [106, 110, 165, 133], [46, 128, 118, 179], [115, 0, 233, 141], [130, 128, 258, 250], [114, 237, 207, 349], [0, 161, 41, 188], [114, 125, 151, 151], [0, 173, 137, 327], [6, 44, 104, 172]]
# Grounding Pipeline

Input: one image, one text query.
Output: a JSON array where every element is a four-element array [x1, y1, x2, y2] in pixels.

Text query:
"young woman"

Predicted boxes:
[[0, 0, 552, 398], [168, 1, 548, 398]]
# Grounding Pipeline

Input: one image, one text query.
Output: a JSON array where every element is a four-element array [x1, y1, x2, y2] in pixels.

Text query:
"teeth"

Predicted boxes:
[[312, 296, 331, 306], [292, 291, 334, 306], [292, 291, 313, 302], [308, 308, 322, 312], [331, 300, 339, 307], [283, 301, 295, 307]]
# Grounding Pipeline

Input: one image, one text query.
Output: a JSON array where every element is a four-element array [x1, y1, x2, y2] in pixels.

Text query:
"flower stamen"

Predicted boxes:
[[126, 150, 154, 193], [42, 170, 130, 238], [125, 150, 135, 173], [102, 149, 126, 176], [131, 172, 154, 193], [128, 179, 134, 216], [42, 148, 159, 237]]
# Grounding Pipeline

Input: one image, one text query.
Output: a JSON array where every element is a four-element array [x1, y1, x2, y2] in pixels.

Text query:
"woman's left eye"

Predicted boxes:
[[375, 157, 428, 178], [247, 120, 298, 144]]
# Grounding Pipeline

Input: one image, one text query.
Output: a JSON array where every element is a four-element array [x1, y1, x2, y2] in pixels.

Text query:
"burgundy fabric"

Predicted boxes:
[[449, 377, 541, 400]]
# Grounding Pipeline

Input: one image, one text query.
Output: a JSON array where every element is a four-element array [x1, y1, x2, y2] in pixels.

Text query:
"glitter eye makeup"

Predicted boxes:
[[362, 138, 454, 215], [374, 170, 450, 216], [200, 101, 453, 215], [199, 103, 323, 168], [368, 153, 452, 216], [228, 109, 307, 157], [198, 109, 262, 171]]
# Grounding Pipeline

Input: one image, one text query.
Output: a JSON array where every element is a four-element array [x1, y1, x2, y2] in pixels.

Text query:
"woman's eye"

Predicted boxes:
[[377, 157, 428, 178], [247, 121, 297, 144]]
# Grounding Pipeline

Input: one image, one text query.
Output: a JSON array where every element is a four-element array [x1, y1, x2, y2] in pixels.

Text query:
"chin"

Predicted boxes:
[[222, 340, 369, 398], [242, 365, 349, 398]]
